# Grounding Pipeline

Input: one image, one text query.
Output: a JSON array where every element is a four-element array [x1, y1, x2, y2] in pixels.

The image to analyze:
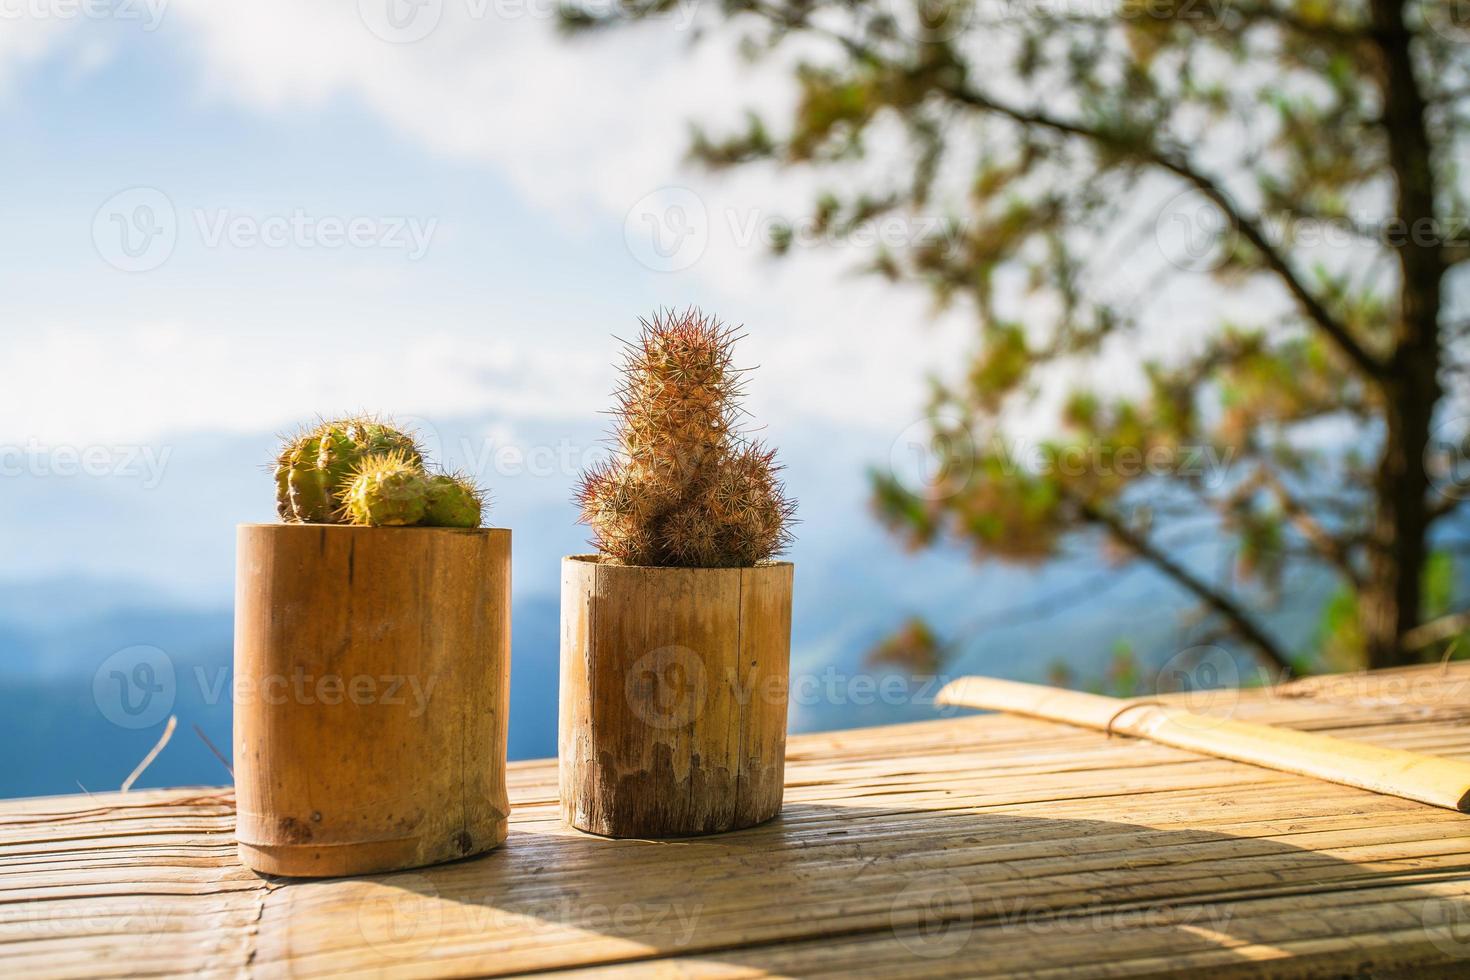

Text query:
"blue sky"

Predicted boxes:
[[0, 2, 1276, 615], [1, 4, 985, 457], [0, 3, 997, 608], [3, 6, 1402, 785]]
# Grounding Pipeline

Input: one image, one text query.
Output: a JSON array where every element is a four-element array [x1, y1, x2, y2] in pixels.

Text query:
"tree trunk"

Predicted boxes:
[[1361, 0, 1445, 669], [1362, 381, 1436, 669]]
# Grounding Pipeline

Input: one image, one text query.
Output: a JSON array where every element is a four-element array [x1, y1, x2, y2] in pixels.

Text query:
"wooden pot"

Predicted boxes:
[[233, 523, 511, 877], [559, 555, 793, 838]]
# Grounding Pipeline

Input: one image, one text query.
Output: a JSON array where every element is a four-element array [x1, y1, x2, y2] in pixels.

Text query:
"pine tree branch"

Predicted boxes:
[[1428, 81, 1470, 106], [1075, 499, 1294, 674], [1403, 610, 1470, 651], [1256, 468, 1363, 586], [937, 86, 1387, 380], [730, 2, 1388, 381], [1427, 493, 1464, 524]]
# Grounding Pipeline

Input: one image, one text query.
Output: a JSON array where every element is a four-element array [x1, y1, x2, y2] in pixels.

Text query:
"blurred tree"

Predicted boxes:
[[563, 1, 1469, 672]]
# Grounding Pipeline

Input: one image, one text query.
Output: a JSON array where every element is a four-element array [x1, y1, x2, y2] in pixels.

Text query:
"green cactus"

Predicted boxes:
[[575, 308, 795, 567], [274, 415, 489, 528], [277, 431, 335, 523], [423, 473, 484, 528], [341, 452, 430, 527], [273, 416, 423, 524]]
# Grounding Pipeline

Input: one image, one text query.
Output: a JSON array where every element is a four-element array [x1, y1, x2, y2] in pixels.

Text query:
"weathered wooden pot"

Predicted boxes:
[[559, 555, 793, 838], [233, 523, 511, 877]]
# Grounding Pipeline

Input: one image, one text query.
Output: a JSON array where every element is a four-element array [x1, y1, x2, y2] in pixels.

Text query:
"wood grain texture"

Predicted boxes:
[[5, 663, 1470, 978], [233, 523, 511, 877], [936, 676, 1470, 812], [559, 556, 793, 838]]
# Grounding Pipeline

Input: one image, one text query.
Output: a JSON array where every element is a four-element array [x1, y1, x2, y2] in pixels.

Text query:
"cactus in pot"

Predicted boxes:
[[561, 308, 797, 839], [273, 415, 484, 528], [575, 308, 795, 567]]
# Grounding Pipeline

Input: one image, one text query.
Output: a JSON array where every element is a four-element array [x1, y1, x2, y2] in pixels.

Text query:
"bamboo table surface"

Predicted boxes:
[[6, 662, 1470, 978]]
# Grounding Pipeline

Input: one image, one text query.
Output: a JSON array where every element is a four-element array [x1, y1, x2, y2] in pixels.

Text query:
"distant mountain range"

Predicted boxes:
[[0, 592, 563, 799], [4, 413, 1459, 799]]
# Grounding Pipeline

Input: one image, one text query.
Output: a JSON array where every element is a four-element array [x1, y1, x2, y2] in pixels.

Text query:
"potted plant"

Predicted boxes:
[[562, 310, 797, 838], [233, 416, 509, 877]]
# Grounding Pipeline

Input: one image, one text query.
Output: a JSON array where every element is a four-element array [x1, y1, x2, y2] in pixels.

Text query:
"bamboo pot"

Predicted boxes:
[[233, 523, 511, 877], [559, 555, 794, 838]]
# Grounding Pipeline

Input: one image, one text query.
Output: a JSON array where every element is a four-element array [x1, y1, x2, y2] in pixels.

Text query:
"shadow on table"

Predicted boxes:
[[260, 801, 1470, 976]]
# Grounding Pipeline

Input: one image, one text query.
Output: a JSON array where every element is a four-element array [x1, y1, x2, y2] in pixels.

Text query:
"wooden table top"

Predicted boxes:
[[5, 662, 1470, 978]]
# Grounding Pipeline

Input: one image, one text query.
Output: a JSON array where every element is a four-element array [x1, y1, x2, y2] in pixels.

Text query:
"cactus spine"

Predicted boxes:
[[576, 308, 795, 567]]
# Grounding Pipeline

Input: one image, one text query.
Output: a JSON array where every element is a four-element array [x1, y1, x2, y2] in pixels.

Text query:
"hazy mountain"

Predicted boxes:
[[5, 414, 1462, 798], [0, 593, 564, 799], [0, 560, 1334, 799]]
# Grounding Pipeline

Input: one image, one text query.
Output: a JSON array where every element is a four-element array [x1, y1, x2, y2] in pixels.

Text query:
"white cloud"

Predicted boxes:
[[0, 321, 609, 447], [29, 1, 1301, 455], [165, 1, 763, 218], [0, 14, 68, 95], [0, 1, 978, 446], [153, 0, 974, 427]]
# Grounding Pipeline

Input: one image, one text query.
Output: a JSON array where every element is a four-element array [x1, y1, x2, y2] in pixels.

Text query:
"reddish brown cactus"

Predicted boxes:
[[576, 308, 796, 567]]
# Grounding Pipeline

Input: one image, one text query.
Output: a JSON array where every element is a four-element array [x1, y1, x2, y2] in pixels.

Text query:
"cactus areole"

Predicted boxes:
[[576, 308, 797, 568]]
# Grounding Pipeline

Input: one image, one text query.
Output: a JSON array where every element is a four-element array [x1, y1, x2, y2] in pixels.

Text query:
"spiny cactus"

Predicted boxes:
[[423, 472, 484, 529], [576, 308, 796, 567], [277, 430, 335, 523], [275, 416, 423, 524], [274, 415, 486, 528], [342, 451, 429, 527]]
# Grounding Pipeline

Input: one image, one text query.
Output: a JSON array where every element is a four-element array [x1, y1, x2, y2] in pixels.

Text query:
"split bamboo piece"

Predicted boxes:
[[936, 675, 1470, 813]]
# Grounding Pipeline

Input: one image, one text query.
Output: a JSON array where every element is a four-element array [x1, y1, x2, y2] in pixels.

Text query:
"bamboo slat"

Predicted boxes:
[[936, 675, 1470, 812], [3, 664, 1470, 978]]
